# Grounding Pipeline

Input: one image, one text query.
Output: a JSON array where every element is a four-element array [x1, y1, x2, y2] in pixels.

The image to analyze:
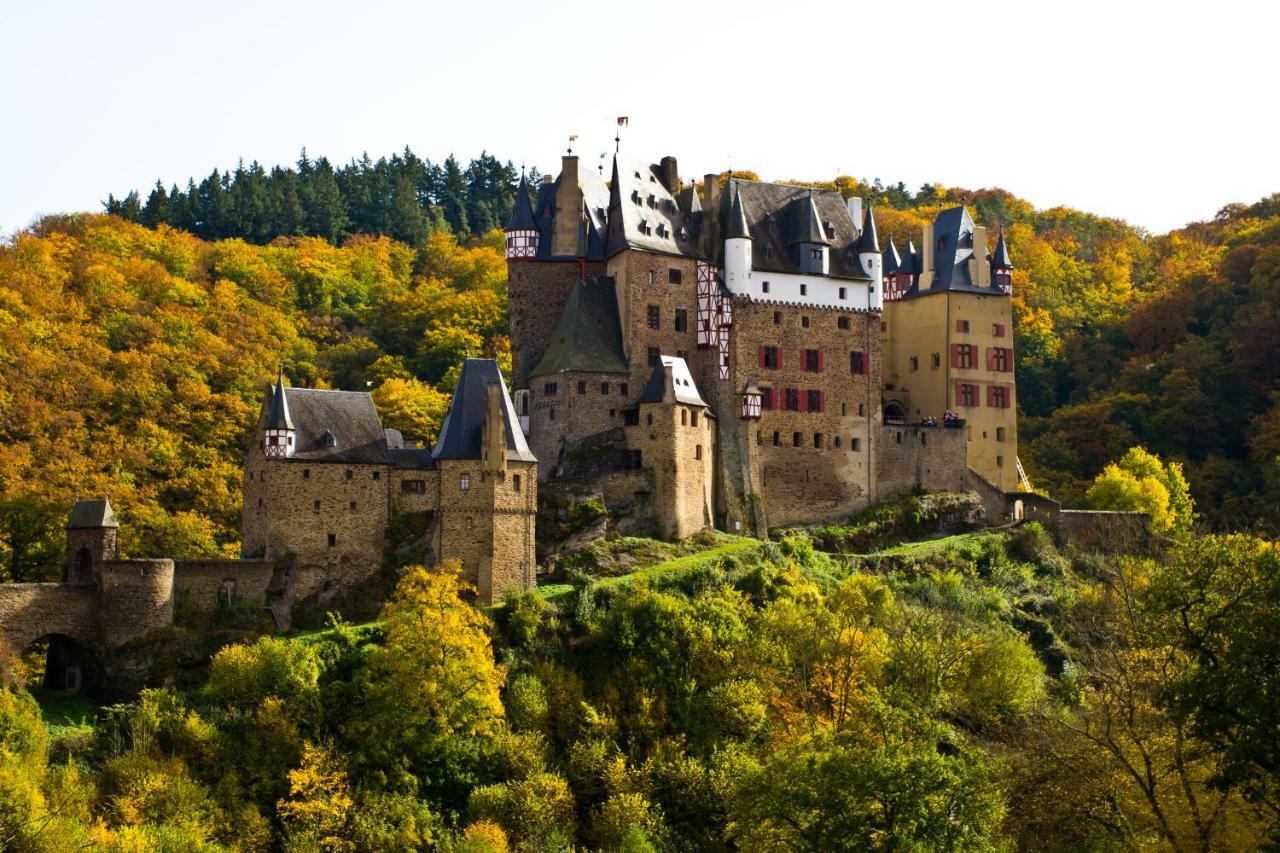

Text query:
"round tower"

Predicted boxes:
[[264, 369, 295, 459], [856, 204, 883, 310], [504, 173, 540, 259], [98, 558, 175, 647], [723, 187, 753, 291]]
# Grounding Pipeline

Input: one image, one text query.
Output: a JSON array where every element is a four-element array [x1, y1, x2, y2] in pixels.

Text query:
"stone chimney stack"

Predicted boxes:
[[921, 222, 935, 286], [483, 382, 506, 473], [551, 155, 583, 256], [972, 225, 990, 286], [701, 173, 723, 258], [658, 156, 680, 195]]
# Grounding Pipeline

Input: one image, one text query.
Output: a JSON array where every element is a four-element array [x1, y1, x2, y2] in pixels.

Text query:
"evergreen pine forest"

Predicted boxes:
[[0, 148, 1278, 850]]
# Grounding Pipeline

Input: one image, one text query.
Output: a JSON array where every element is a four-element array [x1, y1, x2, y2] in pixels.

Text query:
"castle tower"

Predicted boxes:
[[504, 173, 539, 259], [723, 188, 752, 290], [263, 369, 295, 459], [65, 498, 118, 585], [856, 205, 884, 310]]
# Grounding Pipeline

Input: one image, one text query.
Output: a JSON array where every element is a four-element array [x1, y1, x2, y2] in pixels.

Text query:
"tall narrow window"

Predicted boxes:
[[327, 533, 336, 547], [513, 474, 522, 492], [647, 305, 660, 329], [674, 309, 688, 332], [460, 473, 470, 491]]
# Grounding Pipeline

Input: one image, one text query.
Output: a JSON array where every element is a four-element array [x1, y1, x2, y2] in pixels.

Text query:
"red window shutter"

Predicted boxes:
[[817, 350, 825, 373], [798, 389, 807, 412], [986, 347, 994, 371], [818, 390, 825, 412], [758, 347, 765, 369], [950, 344, 960, 368], [770, 388, 777, 409]]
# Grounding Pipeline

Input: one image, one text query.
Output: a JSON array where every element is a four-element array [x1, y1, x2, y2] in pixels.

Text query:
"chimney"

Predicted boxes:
[[541, 175, 554, 184], [483, 381, 506, 473], [921, 222, 934, 285], [561, 154, 579, 185], [703, 173, 721, 208], [658, 156, 680, 195], [972, 226, 989, 286], [662, 361, 677, 405], [552, 155, 584, 256], [847, 197, 863, 230]]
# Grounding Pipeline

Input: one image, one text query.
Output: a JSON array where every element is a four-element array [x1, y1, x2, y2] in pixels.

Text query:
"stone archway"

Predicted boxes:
[[22, 633, 91, 692], [883, 402, 907, 424], [1013, 499, 1025, 521], [72, 546, 94, 584]]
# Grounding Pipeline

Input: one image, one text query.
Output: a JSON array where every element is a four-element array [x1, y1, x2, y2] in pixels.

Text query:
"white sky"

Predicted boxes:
[[1, 0, 1276, 236]]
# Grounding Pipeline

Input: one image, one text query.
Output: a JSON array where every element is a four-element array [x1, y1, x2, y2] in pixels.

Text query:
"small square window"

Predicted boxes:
[[813, 433, 823, 449], [349, 501, 357, 510], [327, 533, 336, 547], [314, 500, 321, 511], [578, 381, 587, 394], [460, 474, 470, 491], [372, 471, 380, 481], [545, 382, 558, 396], [601, 382, 610, 395], [996, 427, 1006, 441], [793, 432, 802, 447], [345, 469, 353, 480], [851, 438, 861, 452], [997, 455, 1005, 467], [838, 316, 850, 330], [675, 309, 688, 332], [800, 284, 808, 296], [772, 431, 781, 446], [801, 316, 810, 328], [834, 436, 842, 448], [931, 353, 941, 369], [691, 411, 699, 427], [773, 311, 782, 325], [668, 268, 682, 284], [302, 469, 309, 479], [762, 281, 771, 293], [839, 287, 847, 300], [910, 356, 919, 372], [620, 383, 629, 396]]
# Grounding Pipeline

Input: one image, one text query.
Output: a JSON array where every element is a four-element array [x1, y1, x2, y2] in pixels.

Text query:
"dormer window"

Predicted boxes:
[[811, 248, 823, 261], [322, 431, 338, 448], [763, 245, 774, 259], [823, 220, 835, 239], [767, 217, 780, 236]]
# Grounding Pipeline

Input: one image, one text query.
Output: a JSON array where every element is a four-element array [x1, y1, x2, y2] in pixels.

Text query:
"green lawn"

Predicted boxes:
[[867, 530, 1002, 558]]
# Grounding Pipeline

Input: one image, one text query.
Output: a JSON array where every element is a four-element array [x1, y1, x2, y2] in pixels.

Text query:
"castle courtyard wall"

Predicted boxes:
[[0, 583, 99, 652]]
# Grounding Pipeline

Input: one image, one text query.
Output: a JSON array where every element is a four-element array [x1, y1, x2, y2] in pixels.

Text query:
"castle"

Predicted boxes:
[[1, 150, 1030, 692], [505, 152, 1020, 537]]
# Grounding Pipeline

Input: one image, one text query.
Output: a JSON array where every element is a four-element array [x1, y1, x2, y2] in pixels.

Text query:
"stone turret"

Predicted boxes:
[[65, 498, 118, 585], [504, 172, 539, 259], [264, 369, 295, 459]]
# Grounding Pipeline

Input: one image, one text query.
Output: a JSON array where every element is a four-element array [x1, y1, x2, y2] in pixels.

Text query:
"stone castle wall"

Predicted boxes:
[[98, 559, 175, 647], [527, 369, 633, 480], [173, 559, 277, 618], [0, 583, 100, 652], [875, 425, 971, 499], [727, 299, 881, 528], [625, 400, 715, 539]]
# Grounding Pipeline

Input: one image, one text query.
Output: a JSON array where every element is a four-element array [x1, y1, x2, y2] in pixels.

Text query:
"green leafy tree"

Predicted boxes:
[[1086, 446, 1195, 534]]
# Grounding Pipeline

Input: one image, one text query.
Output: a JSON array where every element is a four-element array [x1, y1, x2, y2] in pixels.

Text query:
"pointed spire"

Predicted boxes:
[[991, 225, 1013, 269], [726, 186, 750, 240], [267, 367, 293, 430], [905, 239, 920, 274], [855, 204, 880, 254], [505, 172, 537, 231], [884, 235, 902, 275]]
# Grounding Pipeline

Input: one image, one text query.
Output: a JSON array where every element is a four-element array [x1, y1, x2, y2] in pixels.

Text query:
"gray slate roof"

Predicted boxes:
[[433, 359, 536, 463], [791, 193, 829, 245], [529, 276, 629, 378], [855, 205, 880, 253], [716, 179, 871, 281], [67, 498, 117, 529], [269, 387, 392, 464], [531, 168, 609, 261], [901, 206, 1009, 300], [606, 155, 703, 259], [638, 355, 710, 409]]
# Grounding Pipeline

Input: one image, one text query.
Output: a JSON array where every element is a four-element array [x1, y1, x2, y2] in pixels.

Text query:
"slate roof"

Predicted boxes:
[[606, 155, 703, 259], [855, 205, 880, 253], [433, 359, 536, 463], [726, 189, 750, 240], [899, 206, 1004, 299], [67, 498, 118, 529], [529, 276, 629, 378], [791, 193, 829, 245], [637, 355, 710, 409], [715, 179, 871, 280], [268, 387, 392, 464], [505, 173, 537, 231], [531, 169, 608, 261]]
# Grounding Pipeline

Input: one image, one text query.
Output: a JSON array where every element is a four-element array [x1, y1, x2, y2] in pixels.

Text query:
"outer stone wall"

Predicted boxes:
[[527, 370, 633, 480], [173, 559, 277, 617], [875, 425, 971, 499], [509, 259, 604, 388], [0, 583, 100, 652]]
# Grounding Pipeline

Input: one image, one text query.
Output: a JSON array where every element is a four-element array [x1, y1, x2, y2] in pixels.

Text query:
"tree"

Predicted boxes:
[[344, 563, 505, 795], [1086, 446, 1196, 534], [277, 743, 355, 853], [0, 496, 64, 583]]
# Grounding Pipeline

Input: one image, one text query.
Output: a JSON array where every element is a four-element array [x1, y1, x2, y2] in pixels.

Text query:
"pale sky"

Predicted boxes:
[[2, 0, 1276, 237]]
